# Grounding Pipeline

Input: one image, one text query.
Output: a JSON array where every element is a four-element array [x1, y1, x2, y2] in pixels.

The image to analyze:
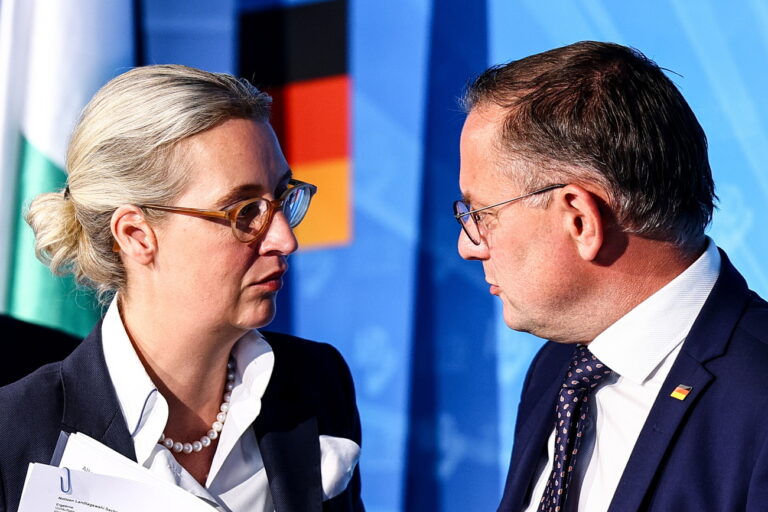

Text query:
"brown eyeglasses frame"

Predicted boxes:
[[112, 178, 317, 250]]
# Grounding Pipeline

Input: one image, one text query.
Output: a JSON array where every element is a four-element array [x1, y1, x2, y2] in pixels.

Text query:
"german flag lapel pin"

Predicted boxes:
[[670, 384, 692, 401]]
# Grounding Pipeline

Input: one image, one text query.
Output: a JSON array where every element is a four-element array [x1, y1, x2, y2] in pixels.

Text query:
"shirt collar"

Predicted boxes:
[[101, 297, 275, 468], [207, 329, 274, 484], [588, 239, 721, 385], [101, 297, 167, 464]]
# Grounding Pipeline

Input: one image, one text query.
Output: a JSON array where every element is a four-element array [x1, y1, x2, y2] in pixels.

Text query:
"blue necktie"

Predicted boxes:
[[538, 345, 613, 512]]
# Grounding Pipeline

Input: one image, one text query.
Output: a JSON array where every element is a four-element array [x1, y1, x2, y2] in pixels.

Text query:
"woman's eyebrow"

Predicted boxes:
[[278, 168, 293, 187], [214, 184, 266, 208], [214, 169, 294, 208]]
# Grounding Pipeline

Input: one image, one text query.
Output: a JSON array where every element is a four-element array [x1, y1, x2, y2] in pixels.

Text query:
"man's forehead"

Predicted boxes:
[[459, 117, 530, 206], [461, 105, 512, 169], [463, 104, 507, 138]]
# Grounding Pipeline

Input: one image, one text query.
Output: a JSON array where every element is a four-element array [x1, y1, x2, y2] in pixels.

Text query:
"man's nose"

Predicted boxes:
[[457, 229, 488, 260]]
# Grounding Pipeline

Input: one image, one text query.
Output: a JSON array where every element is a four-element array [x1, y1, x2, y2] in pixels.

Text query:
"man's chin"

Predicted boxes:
[[501, 307, 553, 340], [501, 309, 534, 334]]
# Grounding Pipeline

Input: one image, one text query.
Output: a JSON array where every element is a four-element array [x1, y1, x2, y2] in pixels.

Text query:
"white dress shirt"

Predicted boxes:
[[524, 239, 721, 512], [102, 299, 276, 511]]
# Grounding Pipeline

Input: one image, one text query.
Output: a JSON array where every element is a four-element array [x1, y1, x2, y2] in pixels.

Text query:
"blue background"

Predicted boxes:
[[137, 0, 768, 510]]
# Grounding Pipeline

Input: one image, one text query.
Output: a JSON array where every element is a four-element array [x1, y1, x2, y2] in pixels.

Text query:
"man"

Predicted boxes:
[[454, 41, 768, 511]]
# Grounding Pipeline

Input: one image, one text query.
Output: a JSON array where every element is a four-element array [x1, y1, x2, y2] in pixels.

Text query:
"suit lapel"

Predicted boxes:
[[59, 322, 136, 461], [254, 334, 322, 512], [500, 344, 573, 511], [257, 418, 322, 512], [608, 250, 750, 512], [607, 354, 714, 512]]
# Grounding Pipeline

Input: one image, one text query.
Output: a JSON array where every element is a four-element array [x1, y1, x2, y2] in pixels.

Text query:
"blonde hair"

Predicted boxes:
[[25, 64, 272, 302]]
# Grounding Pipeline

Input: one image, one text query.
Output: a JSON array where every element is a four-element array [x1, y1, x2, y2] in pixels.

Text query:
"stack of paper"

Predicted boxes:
[[18, 433, 217, 512]]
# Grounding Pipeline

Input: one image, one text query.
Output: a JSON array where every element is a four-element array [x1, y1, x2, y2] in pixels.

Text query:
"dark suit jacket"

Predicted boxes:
[[499, 250, 768, 511], [0, 326, 363, 512], [0, 315, 80, 386]]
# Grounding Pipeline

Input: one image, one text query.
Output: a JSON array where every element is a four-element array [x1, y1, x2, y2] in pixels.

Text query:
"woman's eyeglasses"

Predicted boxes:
[[139, 178, 317, 243]]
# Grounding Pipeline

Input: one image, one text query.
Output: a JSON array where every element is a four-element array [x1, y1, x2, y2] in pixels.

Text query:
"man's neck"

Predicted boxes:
[[566, 236, 708, 344]]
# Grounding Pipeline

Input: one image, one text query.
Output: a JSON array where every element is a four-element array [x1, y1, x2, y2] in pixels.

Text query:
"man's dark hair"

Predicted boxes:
[[463, 41, 716, 249]]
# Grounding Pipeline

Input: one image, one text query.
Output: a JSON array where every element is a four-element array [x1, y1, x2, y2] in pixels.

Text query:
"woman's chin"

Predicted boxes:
[[231, 303, 277, 331]]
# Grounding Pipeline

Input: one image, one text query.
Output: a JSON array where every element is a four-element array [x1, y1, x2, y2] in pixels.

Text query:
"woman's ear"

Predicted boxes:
[[110, 205, 157, 265], [557, 184, 605, 262]]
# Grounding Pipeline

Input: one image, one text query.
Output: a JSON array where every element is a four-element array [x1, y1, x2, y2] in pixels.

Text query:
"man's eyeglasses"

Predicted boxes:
[[453, 184, 565, 245], [139, 178, 317, 243]]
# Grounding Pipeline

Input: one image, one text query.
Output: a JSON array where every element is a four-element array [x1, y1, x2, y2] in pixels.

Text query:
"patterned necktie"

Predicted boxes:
[[538, 344, 613, 512]]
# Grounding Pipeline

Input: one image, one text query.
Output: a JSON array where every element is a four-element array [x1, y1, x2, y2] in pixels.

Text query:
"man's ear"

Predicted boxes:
[[557, 184, 605, 261], [110, 205, 157, 265]]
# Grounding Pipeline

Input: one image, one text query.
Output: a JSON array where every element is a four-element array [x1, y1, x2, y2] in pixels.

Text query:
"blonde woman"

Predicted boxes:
[[0, 65, 362, 512]]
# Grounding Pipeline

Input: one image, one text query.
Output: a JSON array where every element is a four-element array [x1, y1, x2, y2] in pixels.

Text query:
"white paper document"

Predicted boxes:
[[58, 433, 171, 487], [18, 433, 217, 512], [19, 464, 216, 512]]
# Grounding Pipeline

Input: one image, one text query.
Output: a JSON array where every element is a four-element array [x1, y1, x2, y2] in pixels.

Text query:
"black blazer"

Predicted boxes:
[[0, 326, 363, 512], [0, 315, 80, 386], [499, 249, 768, 511]]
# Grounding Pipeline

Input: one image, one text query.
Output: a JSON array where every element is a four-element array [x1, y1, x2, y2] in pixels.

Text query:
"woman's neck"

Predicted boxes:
[[117, 295, 243, 407], [117, 295, 244, 485]]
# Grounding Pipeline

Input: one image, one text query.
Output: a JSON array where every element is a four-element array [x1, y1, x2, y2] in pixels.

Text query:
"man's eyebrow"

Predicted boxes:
[[461, 194, 495, 212]]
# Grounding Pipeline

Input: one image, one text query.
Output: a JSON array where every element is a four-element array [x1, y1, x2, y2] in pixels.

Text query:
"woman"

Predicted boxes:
[[0, 65, 362, 511]]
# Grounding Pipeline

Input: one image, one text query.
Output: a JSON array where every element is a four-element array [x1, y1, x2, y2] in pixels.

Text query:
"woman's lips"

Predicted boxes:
[[257, 277, 283, 292], [252, 270, 286, 291]]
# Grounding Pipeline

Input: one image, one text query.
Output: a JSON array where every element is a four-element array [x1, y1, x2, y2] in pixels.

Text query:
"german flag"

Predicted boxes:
[[239, 0, 351, 249], [670, 384, 692, 401]]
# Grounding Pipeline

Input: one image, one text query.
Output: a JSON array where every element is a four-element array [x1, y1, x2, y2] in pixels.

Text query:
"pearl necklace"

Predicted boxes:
[[159, 357, 236, 455]]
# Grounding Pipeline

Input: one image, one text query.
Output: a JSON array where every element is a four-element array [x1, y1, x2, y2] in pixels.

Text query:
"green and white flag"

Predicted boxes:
[[0, 0, 134, 337]]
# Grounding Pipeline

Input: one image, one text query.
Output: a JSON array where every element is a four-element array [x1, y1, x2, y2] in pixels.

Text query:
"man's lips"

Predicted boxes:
[[487, 281, 500, 295]]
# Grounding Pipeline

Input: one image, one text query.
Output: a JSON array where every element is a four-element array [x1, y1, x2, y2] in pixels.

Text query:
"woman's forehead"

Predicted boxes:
[[175, 119, 289, 203]]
